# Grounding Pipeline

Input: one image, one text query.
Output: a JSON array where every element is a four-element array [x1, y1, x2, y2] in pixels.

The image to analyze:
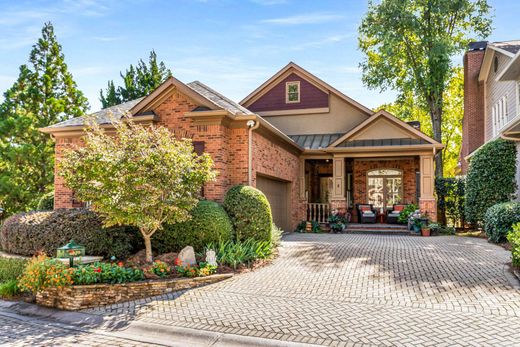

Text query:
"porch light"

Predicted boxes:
[[57, 240, 85, 267]]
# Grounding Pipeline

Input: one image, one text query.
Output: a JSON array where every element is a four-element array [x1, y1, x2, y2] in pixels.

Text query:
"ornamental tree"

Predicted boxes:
[[59, 118, 216, 262], [358, 0, 492, 178]]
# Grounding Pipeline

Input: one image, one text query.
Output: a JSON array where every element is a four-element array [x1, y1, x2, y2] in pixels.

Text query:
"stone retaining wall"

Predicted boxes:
[[36, 273, 233, 311]]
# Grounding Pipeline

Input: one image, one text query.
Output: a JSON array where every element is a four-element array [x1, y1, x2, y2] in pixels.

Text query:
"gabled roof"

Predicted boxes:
[[45, 97, 144, 129], [497, 50, 520, 81], [239, 62, 374, 116], [478, 40, 520, 82], [329, 110, 443, 148], [187, 81, 254, 116], [41, 77, 256, 133]]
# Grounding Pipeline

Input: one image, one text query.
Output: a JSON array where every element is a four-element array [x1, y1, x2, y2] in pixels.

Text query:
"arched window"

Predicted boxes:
[[367, 169, 403, 210]]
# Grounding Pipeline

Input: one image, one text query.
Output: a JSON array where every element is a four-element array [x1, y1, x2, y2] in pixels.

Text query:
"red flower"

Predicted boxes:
[[93, 268, 102, 273], [117, 262, 124, 267], [174, 258, 182, 266]]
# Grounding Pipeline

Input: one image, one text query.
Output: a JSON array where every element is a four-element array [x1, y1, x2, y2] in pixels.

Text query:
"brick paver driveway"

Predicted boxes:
[[88, 234, 520, 346]]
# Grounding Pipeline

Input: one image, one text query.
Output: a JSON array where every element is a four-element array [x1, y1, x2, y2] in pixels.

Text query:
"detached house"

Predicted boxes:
[[461, 41, 520, 185], [41, 62, 442, 230]]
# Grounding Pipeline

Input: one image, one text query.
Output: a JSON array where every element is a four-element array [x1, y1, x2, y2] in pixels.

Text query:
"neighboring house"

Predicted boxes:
[[461, 41, 520, 179], [41, 62, 442, 230]]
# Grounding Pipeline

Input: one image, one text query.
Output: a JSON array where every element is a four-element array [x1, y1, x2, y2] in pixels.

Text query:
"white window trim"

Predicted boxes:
[[285, 81, 300, 103]]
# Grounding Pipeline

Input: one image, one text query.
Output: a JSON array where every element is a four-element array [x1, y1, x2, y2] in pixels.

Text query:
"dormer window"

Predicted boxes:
[[286, 81, 300, 103]]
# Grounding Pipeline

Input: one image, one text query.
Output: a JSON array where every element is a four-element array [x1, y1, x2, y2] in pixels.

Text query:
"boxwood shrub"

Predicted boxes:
[[484, 202, 520, 243], [507, 223, 520, 267], [465, 139, 517, 226], [0, 209, 142, 258], [153, 200, 233, 253], [223, 185, 273, 242]]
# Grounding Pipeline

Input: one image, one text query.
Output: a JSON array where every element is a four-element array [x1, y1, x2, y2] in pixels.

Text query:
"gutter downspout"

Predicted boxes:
[[247, 118, 260, 186]]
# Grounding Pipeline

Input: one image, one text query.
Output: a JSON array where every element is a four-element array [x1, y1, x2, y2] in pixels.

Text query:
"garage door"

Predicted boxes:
[[256, 175, 290, 231]]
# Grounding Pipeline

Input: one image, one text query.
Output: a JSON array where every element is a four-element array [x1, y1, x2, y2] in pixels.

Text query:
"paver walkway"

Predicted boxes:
[[86, 234, 520, 346]]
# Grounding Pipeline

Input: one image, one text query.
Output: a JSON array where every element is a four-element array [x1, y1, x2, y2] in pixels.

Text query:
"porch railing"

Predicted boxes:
[[307, 203, 330, 224]]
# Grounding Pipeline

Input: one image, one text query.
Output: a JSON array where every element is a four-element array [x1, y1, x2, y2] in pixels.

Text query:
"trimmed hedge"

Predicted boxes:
[[508, 223, 520, 267], [484, 202, 520, 243], [223, 185, 273, 242], [153, 200, 233, 253], [0, 209, 142, 258], [465, 139, 517, 226], [37, 191, 54, 211]]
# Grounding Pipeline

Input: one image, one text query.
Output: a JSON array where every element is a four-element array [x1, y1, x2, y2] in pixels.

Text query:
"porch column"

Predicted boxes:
[[419, 155, 437, 221], [331, 155, 347, 214], [299, 157, 306, 200]]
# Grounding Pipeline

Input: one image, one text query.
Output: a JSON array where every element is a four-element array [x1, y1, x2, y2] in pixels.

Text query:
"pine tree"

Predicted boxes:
[[99, 50, 171, 108], [0, 22, 89, 215]]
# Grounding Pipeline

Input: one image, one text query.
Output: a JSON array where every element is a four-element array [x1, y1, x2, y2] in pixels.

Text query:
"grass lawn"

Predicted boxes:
[[0, 257, 27, 298]]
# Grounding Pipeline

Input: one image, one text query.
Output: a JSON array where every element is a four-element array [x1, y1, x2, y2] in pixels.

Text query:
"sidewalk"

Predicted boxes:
[[0, 300, 319, 347]]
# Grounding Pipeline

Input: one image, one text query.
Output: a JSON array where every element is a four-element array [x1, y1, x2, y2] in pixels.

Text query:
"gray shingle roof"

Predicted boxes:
[[47, 97, 144, 128], [187, 81, 254, 116], [490, 40, 520, 54], [289, 133, 343, 149]]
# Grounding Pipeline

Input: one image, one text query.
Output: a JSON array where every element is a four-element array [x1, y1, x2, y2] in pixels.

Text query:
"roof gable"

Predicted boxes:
[[329, 110, 442, 148], [240, 62, 373, 116]]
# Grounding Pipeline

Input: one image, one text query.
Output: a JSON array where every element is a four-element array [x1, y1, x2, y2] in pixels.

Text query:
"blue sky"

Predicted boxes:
[[0, 0, 517, 112]]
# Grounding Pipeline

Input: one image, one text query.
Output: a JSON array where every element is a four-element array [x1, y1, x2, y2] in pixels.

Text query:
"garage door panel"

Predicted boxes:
[[256, 176, 290, 232]]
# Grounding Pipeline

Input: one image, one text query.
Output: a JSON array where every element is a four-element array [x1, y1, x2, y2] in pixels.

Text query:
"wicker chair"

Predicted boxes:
[[386, 204, 406, 224], [356, 204, 377, 224]]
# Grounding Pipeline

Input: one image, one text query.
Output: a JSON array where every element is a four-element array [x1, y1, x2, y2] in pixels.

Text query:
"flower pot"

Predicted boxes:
[[413, 224, 421, 233], [421, 228, 431, 237]]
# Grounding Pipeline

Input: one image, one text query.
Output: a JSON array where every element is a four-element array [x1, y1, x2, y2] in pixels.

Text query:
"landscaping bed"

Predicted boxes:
[[36, 273, 233, 310]]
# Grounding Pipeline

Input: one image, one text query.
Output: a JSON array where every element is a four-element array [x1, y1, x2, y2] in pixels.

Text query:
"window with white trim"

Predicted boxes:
[[493, 95, 508, 136], [286, 81, 300, 103]]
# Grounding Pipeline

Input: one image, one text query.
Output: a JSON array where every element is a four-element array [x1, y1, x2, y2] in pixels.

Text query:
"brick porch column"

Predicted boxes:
[[331, 156, 347, 214], [419, 155, 437, 221]]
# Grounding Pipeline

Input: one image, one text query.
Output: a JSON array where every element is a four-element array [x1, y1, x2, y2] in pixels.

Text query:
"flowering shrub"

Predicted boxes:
[[197, 262, 218, 277], [18, 255, 73, 292], [175, 264, 199, 278], [508, 223, 520, 267], [72, 262, 144, 285], [151, 260, 170, 278]]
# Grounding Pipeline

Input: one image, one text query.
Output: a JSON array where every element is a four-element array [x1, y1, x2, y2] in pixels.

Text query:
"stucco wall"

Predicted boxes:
[[261, 93, 370, 136]]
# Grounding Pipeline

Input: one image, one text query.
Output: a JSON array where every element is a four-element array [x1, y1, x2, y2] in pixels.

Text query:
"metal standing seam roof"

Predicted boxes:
[[289, 133, 344, 149]]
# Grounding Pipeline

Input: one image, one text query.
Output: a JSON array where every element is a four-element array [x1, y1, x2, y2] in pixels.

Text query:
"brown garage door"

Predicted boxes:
[[256, 175, 290, 231]]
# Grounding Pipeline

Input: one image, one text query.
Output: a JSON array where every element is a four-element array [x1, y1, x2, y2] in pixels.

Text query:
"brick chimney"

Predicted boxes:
[[460, 41, 487, 174]]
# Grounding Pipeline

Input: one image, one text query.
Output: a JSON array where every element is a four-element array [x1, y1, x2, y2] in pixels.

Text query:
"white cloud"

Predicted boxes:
[[261, 13, 344, 25]]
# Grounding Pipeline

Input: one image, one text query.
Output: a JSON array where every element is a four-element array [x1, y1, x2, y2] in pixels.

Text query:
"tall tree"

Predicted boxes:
[[358, 0, 492, 178], [100, 50, 171, 108], [378, 67, 464, 177], [0, 22, 89, 215]]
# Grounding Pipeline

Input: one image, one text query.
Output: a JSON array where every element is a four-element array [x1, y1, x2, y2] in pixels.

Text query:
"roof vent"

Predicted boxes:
[[468, 41, 488, 51], [407, 121, 421, 131]]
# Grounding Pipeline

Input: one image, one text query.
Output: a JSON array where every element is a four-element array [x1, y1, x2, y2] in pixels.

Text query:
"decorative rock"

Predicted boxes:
[[205, 250, 217, 266], [178, 246, 196, 266]]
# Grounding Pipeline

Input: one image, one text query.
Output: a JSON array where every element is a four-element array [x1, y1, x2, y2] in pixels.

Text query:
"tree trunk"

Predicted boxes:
[[142, 231, 153, 263], [430, 101, 446, 225]]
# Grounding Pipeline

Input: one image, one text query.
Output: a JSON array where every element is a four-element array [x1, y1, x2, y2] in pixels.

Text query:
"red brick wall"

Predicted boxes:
[[54, 137, 83, 209], [251, 132, 305, 229], [461, 49, 486, 173], [54, 89, 303, 229], [248, 73, 328, 112], [352, 158, 419, 221]]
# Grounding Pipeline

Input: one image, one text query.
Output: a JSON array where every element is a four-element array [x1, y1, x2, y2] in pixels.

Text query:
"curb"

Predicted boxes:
[[0, 299, 319, 347]]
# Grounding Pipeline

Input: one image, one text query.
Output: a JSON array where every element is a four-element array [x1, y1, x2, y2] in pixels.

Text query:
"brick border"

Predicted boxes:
[[36, 273, 233, 311]]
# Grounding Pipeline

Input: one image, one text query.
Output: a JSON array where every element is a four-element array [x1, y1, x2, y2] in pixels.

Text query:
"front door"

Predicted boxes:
[[367, 169, 403, 210]]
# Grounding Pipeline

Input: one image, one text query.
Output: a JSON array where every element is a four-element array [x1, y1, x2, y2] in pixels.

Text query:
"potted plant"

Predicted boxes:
[[421, 224, 431, 237], [328, 211, 348, 233]]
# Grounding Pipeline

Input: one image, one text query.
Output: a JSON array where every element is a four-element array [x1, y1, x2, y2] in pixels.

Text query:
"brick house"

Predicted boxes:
[[461, 41, 520, 190], [41, 62, 442, 230]]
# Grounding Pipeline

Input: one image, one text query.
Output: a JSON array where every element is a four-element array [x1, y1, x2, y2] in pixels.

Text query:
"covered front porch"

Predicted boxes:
[[294, 111, 442, 226], [301, 154, 436, 224]]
